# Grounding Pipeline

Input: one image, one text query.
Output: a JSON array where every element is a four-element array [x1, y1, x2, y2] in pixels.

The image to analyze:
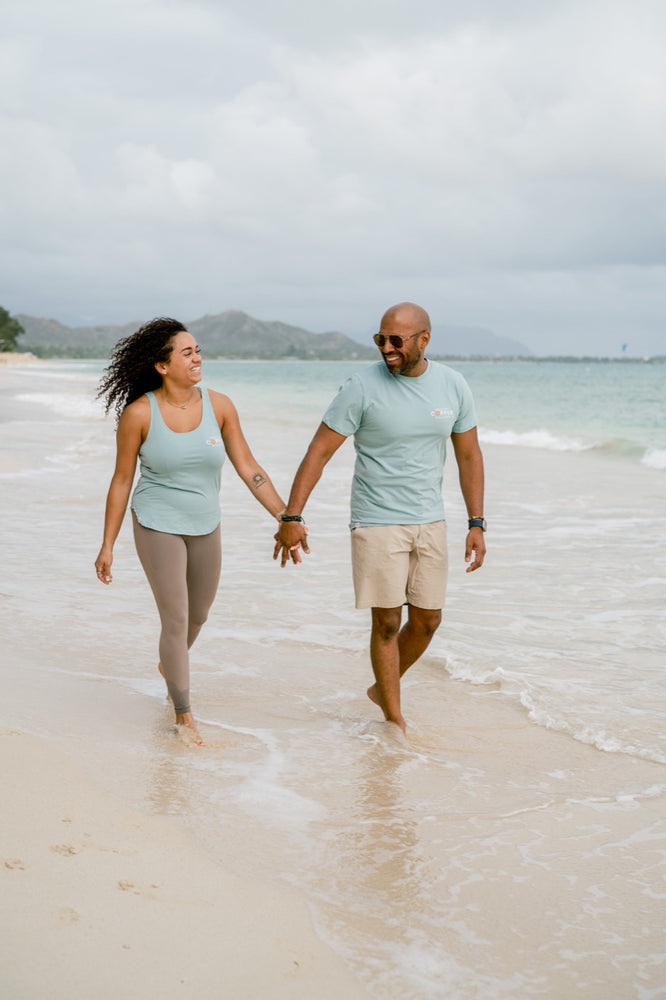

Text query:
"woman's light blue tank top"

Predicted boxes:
[[131, 388, 226, 535]]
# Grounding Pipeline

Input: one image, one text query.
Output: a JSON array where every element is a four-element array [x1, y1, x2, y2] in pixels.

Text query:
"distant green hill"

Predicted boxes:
[[16, 311, 375, 360], [16, 316, 138, 359], [188, 311, 374, 360], [16, 309, 532, 359]]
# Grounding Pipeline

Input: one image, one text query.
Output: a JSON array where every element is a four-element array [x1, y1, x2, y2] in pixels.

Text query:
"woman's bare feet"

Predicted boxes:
[[175, 712, 205, 746], [157, 665, 203, 744], [159, 665, 203, 745]]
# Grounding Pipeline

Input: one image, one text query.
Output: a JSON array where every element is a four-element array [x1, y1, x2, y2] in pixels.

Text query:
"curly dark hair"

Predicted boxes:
[[97, 317, 187, 418]]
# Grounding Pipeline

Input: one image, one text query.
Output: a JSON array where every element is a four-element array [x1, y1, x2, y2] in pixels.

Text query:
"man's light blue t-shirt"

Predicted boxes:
[[322, 360, 476, 527]]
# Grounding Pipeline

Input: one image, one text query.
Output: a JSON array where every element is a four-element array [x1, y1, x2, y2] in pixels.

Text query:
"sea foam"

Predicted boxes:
[[642, 448, 666, 470], [478, 427, 592, 452], [16, 392, 102, 420]]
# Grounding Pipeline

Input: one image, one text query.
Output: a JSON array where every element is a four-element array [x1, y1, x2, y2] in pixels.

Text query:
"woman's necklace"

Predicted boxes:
[[162, 389, 199, 410]]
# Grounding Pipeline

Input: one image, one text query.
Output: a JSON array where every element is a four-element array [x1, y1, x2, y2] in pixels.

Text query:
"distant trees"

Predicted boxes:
[[0, 307, 25, 352]]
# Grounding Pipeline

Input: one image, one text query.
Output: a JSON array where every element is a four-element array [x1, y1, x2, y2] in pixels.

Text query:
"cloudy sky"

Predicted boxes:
[[2, 0, 665, 355]]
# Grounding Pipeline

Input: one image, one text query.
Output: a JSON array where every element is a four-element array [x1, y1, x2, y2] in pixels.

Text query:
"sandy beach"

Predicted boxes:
[[2, 640, 664, 999]]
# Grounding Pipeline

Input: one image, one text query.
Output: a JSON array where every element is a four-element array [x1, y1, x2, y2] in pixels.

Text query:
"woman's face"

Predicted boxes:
[[159, 330, 202, 385]]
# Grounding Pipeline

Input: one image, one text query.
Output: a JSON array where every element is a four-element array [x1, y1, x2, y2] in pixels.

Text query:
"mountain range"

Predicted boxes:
[[16, 310, 531, 359]]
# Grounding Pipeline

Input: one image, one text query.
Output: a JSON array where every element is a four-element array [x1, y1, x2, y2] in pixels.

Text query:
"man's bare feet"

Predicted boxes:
[[366, 684, 406, 733], [175, 712, 205, 746]]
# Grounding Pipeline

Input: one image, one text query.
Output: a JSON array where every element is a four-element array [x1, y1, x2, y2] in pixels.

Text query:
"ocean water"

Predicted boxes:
[[2, 356, 665, 998], [464, 358, 666, 470]]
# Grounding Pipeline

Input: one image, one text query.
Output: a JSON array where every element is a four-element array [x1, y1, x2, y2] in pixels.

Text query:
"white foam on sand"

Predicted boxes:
[[16, 391, 102, 420]]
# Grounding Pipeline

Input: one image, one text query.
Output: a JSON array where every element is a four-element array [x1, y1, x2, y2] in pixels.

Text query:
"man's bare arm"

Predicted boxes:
[[451, 427, 486, 572], [274, 422, 347, 567]]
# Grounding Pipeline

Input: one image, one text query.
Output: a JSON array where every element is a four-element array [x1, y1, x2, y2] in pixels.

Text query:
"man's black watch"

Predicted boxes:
[[280, 513, 305, 523], [468, 517, 487, 532]]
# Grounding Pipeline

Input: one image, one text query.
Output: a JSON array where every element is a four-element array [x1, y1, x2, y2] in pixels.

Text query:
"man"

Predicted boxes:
[[275, 302, 486, 734]]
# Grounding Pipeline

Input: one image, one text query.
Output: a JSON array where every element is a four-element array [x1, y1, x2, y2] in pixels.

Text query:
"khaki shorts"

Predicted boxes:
[[350, 521, 448, 610]]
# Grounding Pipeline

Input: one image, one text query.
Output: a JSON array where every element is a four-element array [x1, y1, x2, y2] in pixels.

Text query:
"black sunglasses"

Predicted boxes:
[[373, 330, 426, 349]]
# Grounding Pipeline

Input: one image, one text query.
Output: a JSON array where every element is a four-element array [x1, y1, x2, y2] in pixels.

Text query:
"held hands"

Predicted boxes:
[[273, 521, 310, 568], [465, 527, 486, 573], [274, 523, 485, 570]]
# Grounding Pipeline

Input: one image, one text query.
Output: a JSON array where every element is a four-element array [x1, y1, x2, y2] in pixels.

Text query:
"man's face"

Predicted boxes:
[[374, 316, 429, 376]]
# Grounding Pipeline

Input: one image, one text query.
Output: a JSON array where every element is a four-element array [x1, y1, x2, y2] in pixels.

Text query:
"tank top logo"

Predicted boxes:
[[206, 437, 222, 446]]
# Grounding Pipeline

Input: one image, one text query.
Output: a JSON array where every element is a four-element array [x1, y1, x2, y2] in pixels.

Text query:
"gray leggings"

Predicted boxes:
[[132, 513, 222, 714]]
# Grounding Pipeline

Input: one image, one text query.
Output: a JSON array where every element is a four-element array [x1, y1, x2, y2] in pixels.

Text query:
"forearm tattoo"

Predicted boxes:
[[251, 472, 267, 490]]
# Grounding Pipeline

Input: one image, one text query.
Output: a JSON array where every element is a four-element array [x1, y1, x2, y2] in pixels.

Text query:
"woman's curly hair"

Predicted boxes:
[[97, 317, 187, 419]]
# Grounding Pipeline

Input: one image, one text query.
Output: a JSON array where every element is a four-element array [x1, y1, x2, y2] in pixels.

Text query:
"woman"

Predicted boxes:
[[95, 317, 290, 745]]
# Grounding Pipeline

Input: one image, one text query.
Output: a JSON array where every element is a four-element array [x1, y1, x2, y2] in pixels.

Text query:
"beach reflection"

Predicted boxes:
[[145, 715, 198, 817], [345, 734, 422, 901]]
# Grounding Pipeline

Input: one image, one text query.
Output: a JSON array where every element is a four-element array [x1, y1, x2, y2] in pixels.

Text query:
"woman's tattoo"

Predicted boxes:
[[251, 472, 267, 490]]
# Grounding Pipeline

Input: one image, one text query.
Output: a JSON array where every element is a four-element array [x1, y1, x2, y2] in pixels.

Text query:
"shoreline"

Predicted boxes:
[[2, 351, 665, 364], [0, 351, 43, 365]]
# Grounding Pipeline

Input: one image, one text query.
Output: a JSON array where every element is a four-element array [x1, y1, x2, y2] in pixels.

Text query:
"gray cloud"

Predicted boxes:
[[1, 0, 665, 354]]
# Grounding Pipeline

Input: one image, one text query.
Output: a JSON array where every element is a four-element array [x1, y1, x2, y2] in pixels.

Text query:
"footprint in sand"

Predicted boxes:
[[118, 879, 160, 896], [56, 906, 80, 924], [50, 844, 81, 856], [4, 858, 25, 870], [118, 879, 140, 894]]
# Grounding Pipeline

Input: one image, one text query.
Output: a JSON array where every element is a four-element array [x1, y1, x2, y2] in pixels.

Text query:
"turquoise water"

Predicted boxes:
[[58, 355, 666, 462], [457, 359, 666, 463]]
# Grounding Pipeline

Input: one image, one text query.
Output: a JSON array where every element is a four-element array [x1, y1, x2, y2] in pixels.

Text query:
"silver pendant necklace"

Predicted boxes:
[[163, 390, 197, 410]]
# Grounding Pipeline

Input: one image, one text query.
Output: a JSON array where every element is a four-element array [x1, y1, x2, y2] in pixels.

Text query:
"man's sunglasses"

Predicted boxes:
[[373, 330, 426, 349]]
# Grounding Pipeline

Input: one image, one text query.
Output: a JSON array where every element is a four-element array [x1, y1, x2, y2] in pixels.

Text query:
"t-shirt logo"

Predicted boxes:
[[431, 408, 454, 418]]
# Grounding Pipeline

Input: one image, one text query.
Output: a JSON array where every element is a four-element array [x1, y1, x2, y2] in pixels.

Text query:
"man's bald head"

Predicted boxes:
[[376, 302, 431, 377], [380, 302, 431, 333]]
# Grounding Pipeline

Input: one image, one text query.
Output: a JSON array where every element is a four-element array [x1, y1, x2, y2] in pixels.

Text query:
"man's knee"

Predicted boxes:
[[408, 607, 442, 637], [371, 607, 403, 642]]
